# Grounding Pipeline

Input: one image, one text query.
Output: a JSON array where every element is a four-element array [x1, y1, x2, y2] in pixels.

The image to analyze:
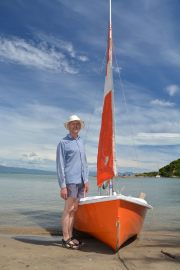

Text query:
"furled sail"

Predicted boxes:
[[97, 12, 117, 187]]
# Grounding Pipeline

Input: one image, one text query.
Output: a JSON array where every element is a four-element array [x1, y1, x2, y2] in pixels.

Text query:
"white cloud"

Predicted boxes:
[[0, 36, 78, 74], [165, 84, 179, 96], [0, 100, 179, 171], [135, 133, 180, 146], [114, 132, 180, 147], [0, 102, 90, 170], [78, 55, 89, 62], [150, 99, 174, 107], [57, 0, 180, 71], [0, 104, 66, 170], [22, 152, 42, 164], [163, 48, 180, 68], [34, 32, 89, 62]]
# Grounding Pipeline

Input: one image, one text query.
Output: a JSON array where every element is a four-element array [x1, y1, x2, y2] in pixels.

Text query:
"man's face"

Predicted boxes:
[[68, 121, 81, 136]]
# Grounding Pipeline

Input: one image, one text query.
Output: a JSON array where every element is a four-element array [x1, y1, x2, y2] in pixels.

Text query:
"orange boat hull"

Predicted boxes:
[[74, 197, 149, 251]]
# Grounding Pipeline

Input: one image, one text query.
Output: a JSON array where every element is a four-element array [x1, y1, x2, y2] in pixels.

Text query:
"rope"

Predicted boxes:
[[112, 41, 141, 173]]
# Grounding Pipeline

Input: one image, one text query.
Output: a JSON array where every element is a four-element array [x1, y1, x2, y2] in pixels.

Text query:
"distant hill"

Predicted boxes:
[[136, 158, 180, 177], [159, 158, 180, 177], [0, 165, 135, 177], [0, 165, 56, 175]]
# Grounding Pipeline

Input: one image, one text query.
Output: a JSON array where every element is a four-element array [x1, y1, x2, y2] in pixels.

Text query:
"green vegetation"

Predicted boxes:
[[136, 158, 180, 177], [135, 171, 157, 177], [159, 158, 180, 177]]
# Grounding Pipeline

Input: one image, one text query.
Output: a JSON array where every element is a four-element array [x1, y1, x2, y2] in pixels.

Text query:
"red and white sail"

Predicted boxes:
[[97, 1, 117, 187]]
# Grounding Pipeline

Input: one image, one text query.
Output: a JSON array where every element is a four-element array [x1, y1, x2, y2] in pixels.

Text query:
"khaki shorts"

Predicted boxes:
[[66, 183, 84, 199]]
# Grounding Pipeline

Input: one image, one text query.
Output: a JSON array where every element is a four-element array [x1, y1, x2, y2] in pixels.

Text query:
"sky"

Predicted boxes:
[[0, 0, 180, 173]]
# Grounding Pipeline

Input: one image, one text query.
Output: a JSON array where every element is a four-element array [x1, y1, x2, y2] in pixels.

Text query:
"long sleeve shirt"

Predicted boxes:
[[56, 134, 88, 188]]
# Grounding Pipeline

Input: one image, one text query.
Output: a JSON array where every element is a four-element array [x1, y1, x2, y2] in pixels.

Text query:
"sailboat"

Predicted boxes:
[[74, 0, 152, 252], [156, 164, 161, 178]]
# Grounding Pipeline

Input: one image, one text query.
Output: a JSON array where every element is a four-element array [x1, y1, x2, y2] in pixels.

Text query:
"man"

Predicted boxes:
[[56, 115, 89, 249]]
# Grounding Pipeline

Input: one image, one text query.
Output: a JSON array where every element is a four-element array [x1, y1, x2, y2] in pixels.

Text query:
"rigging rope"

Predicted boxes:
[[113, 41, 141, 174]]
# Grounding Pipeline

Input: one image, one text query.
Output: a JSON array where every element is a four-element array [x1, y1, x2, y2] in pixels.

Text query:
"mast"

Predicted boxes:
[[97, 0, 117, 189], [110, 0, 112, 26], [109, 0, 117, 195]]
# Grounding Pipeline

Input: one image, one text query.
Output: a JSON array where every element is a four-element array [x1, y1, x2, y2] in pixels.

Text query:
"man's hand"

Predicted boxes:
[[84, 182, 89, 193], [60, 187, 68, 200]]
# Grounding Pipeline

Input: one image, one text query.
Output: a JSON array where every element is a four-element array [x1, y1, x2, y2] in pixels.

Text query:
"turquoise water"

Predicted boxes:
[[0, 174, 180, 233]]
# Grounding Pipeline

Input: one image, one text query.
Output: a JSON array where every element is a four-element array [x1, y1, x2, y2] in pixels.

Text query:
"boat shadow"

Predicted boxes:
[[13, 209, 138, 254], [13, 231, 137, 255], [119, 235, 138, 249]]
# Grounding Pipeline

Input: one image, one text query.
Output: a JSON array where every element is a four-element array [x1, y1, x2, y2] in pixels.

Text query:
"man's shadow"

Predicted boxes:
[[14, 234, 117, 254]]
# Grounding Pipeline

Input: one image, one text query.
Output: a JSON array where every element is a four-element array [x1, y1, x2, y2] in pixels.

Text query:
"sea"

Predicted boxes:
[[0, 174, 180, 234]]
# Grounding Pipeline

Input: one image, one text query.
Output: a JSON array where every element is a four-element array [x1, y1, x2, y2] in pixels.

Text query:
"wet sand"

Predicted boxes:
[[0, 227, 179, 270]]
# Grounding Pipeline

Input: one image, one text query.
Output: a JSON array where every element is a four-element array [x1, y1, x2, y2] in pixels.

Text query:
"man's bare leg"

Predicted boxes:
[[61, 197, 78, 241], [68, 199, 78, 239]]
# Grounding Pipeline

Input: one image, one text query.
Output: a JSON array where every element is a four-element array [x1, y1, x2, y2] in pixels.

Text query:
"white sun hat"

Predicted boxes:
[[64, 115, 85, 129]]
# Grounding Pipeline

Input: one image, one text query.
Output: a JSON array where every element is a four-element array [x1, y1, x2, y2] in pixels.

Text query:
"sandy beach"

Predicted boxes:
[[0, 227, 179, 270]]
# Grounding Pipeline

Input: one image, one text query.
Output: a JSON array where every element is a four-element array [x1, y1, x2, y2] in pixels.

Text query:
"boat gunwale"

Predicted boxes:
[[79, 194, 152, 209]]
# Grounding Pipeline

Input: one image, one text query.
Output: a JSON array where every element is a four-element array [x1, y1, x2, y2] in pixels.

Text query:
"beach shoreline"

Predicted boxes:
[[0, 227, 179, 270]]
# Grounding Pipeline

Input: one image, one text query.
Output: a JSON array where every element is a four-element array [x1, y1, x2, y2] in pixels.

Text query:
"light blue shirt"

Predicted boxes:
[[56, 134, 88, 188]]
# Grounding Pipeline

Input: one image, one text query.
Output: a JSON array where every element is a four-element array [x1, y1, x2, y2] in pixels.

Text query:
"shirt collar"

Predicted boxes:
[[67, 133, 80, 140]]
